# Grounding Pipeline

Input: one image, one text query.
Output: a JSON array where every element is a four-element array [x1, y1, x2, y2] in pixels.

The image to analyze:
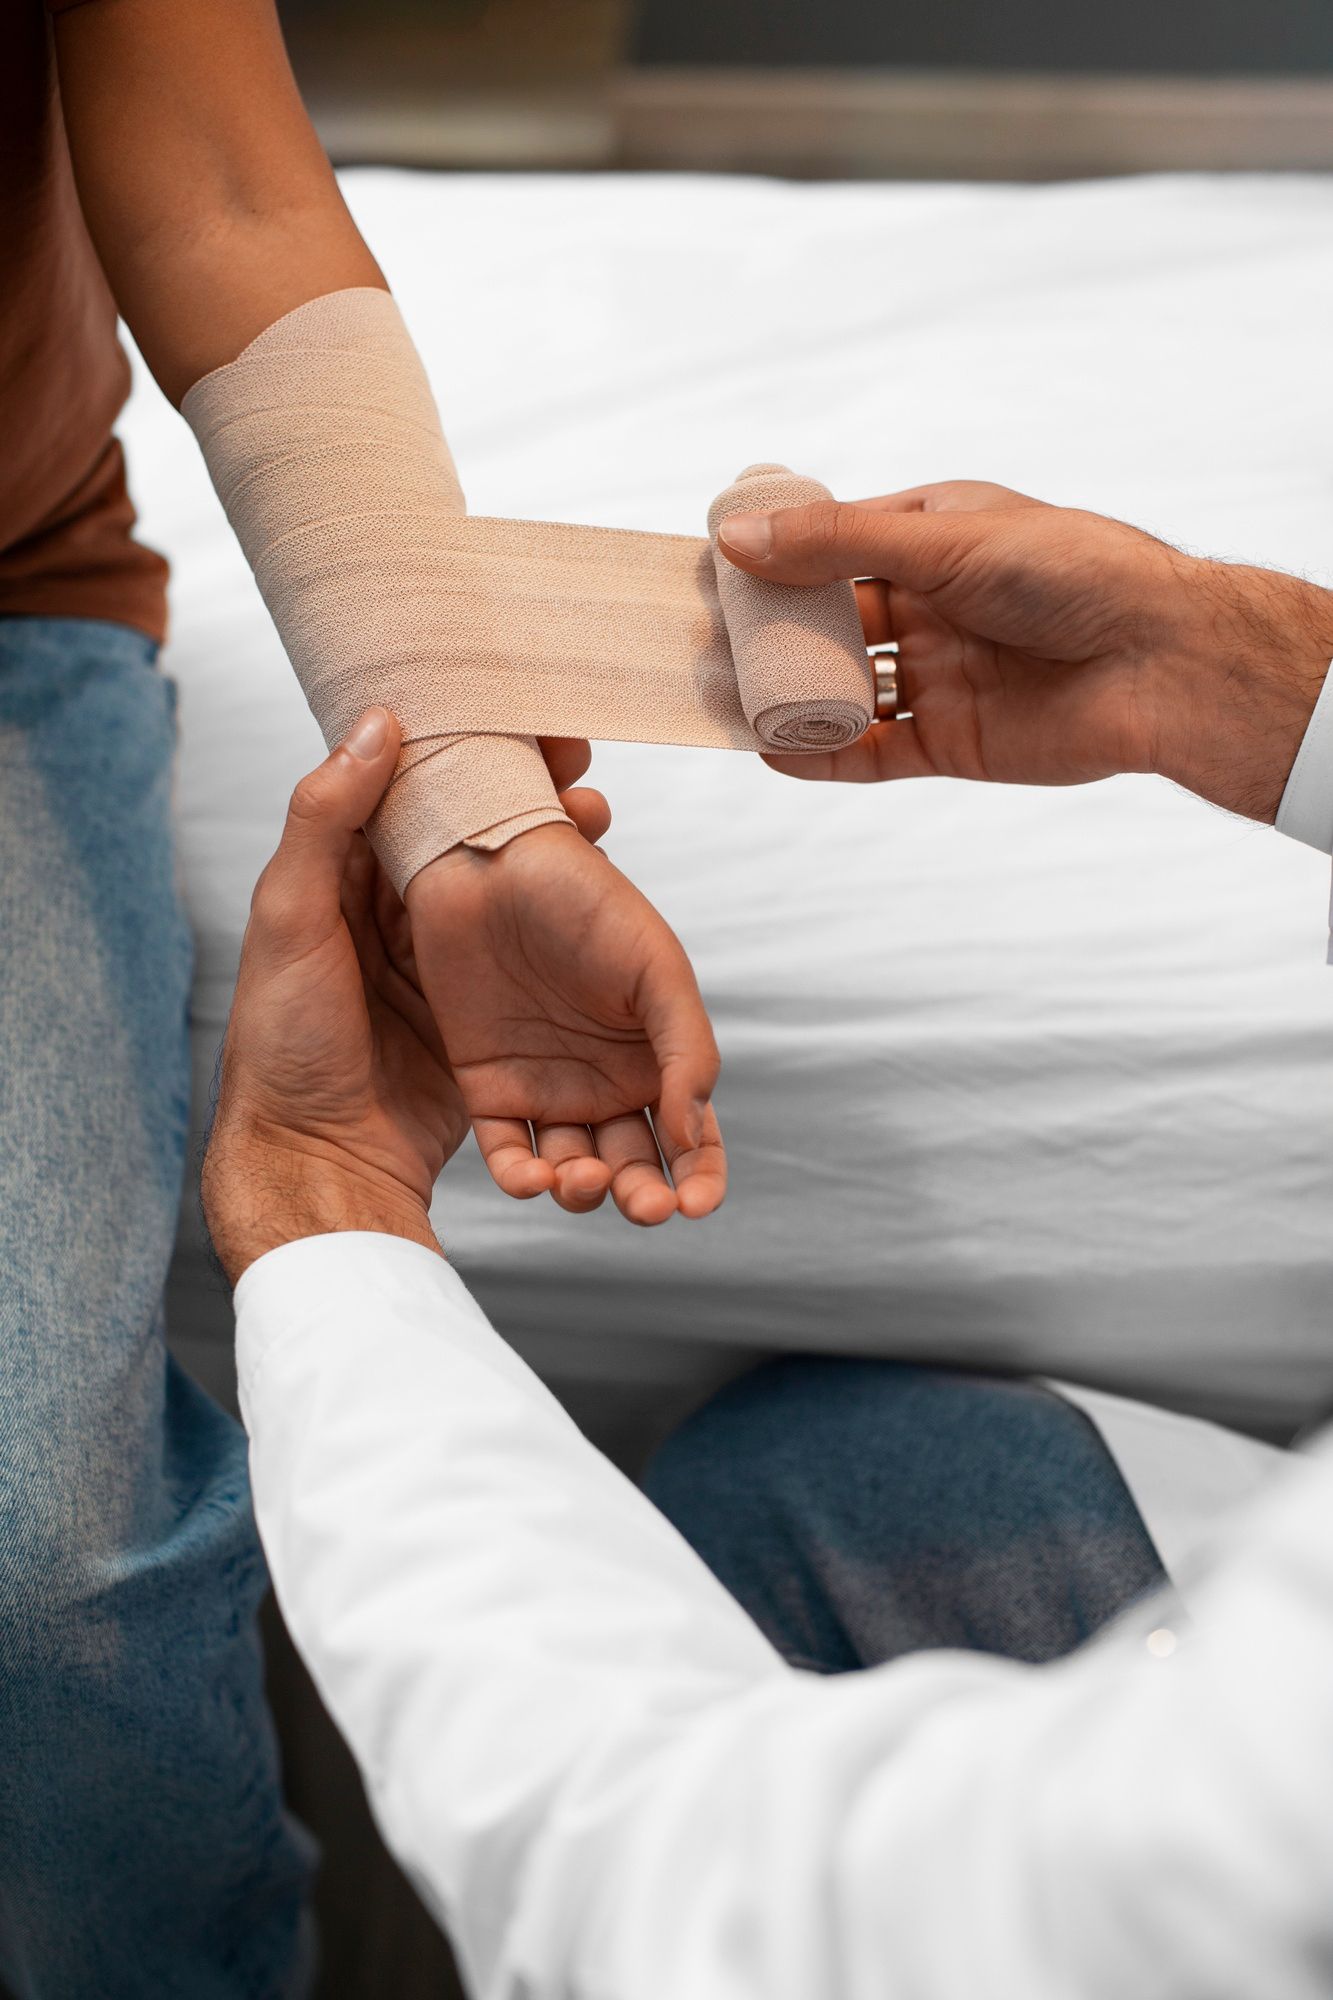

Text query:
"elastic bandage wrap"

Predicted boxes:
[[183, 288, 875, 891]]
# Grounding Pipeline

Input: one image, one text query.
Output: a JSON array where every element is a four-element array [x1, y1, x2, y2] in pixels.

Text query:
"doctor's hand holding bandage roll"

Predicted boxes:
[[720, 481, 1333, 844]]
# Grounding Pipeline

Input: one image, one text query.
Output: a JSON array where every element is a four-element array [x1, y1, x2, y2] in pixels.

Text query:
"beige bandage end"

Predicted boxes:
[[183, 289, 873, 890]]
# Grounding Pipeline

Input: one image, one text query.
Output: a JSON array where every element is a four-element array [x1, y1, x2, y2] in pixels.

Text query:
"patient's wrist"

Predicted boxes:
[[203, 1129, 441, 1287], [1148, 560, 1333, 823], [406, 815, 579, 888]]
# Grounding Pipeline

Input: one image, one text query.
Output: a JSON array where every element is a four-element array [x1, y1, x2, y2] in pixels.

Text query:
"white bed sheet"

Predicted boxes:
[[131, 169, 1333, 1448]]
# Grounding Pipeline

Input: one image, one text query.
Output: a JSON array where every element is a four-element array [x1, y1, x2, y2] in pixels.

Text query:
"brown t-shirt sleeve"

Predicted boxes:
[[0, 0, 169, 639]]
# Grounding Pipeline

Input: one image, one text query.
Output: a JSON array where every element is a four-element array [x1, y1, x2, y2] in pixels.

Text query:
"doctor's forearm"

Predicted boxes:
[[240, 1238, 1333, 1999], [54, 0, 384, 405]]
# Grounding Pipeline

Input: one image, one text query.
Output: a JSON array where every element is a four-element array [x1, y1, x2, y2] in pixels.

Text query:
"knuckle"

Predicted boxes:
[[816, 500, 858, 555], [693, 1037, 723, 1095], [247, 858, 300, 942], [286, 770, 330, 828], [940, 480, 1014, 510], [777, 500, 860, 567], [248, 859, 279, 920]]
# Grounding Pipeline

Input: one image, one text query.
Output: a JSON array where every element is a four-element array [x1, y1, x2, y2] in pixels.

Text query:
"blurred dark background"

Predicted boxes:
[[278, 0, 1333, 178], [634, 0, 1333, 71]]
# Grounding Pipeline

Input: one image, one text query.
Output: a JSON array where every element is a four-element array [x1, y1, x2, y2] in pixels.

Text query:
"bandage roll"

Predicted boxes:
[[708, 464, 873, 752], [184, 288, 874, 888]]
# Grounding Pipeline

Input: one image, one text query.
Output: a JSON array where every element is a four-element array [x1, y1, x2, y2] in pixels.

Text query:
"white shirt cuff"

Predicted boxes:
[[235, 1230, 511, 1421], [1275, 655, 1333, 854]]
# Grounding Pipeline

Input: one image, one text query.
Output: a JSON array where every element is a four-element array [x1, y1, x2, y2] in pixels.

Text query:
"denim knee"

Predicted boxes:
[[644, 1356, 1166, 1671], [0, 1353, 262, 1677], [0, 1365, 312, 2000]]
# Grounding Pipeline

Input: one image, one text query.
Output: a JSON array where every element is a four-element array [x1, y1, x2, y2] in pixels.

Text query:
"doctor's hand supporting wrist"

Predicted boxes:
[[720, 481, 1333, 824], [203, 710, 471, 1286]]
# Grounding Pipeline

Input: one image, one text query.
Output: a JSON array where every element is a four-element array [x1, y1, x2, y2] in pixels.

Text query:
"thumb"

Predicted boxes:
[[638, 948, 721, 1158], [249, 707, 402, 959], [717, 497, 988, 595]]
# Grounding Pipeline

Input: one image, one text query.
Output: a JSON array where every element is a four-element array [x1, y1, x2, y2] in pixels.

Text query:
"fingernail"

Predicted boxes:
[[345, 707, 389, 760], [688, 1097, 709, 1146], [720, 513, 772, 560]]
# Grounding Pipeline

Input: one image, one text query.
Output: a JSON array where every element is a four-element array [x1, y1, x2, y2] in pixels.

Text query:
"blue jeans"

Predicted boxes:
[[645, 1357, 1167, 1671], [0, 620, 312, 1998]]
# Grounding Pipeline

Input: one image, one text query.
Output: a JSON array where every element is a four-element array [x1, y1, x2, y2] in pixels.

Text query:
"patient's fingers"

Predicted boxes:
[[541, 729, 611, 846], [657, 1102, 727, 1220], [473, 1118, 556, 1200], [558, 785, 613, 846], [635, 951, 721, 1169], [592, 1112, 678, 1227], [540, 736, 594, 792], [533, 1122, 613, 1212]]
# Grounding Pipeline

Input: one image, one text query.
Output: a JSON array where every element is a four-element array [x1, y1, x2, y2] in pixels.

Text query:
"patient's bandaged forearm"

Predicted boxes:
[[183, 288, 874, 889]]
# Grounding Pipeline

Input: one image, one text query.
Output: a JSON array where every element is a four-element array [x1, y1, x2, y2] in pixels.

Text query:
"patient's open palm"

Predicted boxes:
[[406, 825, 724, 1225]]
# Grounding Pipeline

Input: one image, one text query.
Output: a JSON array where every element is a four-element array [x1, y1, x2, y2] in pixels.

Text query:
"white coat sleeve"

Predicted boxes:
[[237, 1231, 1333, 2000]]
